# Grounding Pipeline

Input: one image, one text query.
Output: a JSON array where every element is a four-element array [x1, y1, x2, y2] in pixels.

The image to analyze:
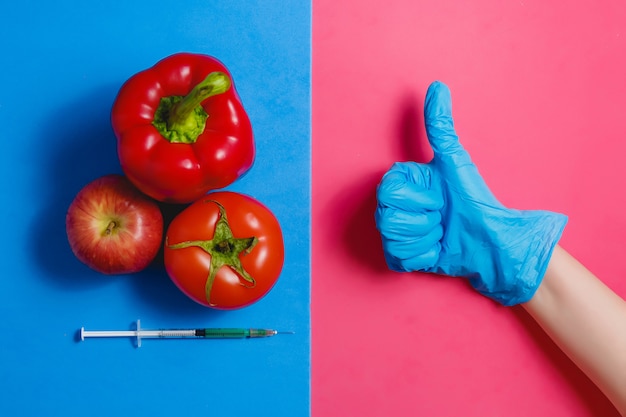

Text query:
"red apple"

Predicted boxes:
[[66, 174, 163, 274]]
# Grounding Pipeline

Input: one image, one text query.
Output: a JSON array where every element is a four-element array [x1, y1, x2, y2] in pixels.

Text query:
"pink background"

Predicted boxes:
[[311, 1, 626, 416]]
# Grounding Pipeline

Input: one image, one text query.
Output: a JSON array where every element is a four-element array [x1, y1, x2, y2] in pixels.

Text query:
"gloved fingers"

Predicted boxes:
[[375, 159, 445, 273], [383, 242, 441, 272], [379, 224, 443, 272], [375, 207, 441, 238], [381, 223, 443, 255], [377, 162, 443, 212]]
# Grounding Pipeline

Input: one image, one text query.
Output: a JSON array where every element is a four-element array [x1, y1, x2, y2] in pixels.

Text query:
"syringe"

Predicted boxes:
[[80, 320, 293, 347]]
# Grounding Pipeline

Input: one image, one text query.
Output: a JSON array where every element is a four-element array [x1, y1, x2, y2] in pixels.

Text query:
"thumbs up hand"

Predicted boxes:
[[375, 81, 567, 306]]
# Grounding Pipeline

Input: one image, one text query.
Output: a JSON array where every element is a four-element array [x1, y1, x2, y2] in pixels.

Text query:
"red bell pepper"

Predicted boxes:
[[111, 53, 254, 204]]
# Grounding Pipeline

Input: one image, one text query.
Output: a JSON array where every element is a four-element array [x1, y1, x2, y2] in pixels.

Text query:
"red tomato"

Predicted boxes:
[[164, 191, 284, 309]]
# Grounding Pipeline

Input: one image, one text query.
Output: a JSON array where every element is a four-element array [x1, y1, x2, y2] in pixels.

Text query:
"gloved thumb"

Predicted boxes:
[[424, 81, 501, 207], [424, 81, 471, 168]]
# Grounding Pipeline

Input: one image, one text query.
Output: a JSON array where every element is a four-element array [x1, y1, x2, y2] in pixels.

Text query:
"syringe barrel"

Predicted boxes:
[[195, 328, 277, 338]]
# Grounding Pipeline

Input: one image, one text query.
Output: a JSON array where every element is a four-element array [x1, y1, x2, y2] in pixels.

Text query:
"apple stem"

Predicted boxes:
[[105, 221, 117, 235]]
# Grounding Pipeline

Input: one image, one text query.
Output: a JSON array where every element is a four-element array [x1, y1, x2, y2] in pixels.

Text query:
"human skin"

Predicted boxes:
[[523, 245, 626, 416]]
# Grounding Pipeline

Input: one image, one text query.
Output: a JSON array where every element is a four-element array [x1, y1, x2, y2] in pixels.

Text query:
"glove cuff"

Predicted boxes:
[[471, 210, 568, 306], [512, 211, 567, 305]]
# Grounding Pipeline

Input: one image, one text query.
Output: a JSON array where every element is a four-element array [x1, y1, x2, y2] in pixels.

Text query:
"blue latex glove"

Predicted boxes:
[[375, 81, 567, 306]]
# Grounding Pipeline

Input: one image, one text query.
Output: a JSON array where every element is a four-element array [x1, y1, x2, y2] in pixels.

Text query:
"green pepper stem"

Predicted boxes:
[[169, 72, 231, 125], [152, 72, 232, 144]]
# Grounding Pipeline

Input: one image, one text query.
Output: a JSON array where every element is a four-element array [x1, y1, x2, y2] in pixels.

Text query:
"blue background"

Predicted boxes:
[[0, 1, 311, 415]]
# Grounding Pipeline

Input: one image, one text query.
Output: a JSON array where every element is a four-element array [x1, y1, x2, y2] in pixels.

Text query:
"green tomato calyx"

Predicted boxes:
[[167, 200, 257, 306]]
